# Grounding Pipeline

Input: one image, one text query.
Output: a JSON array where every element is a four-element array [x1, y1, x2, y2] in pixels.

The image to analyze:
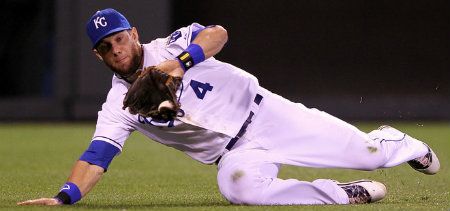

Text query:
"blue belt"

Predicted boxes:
[[215, 94, 263, 165]]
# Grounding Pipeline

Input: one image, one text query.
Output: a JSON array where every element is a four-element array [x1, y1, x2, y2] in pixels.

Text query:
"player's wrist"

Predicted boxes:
[[176, 43, 205, 72], [53, 193, 66, 205], [54, 182, 82, 205]]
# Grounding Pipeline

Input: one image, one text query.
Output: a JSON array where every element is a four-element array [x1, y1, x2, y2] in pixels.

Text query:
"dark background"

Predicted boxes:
[[0, 0, 449, 121]]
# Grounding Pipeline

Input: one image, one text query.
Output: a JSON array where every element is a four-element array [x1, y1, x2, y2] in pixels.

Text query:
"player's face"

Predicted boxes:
[[94, 28, 141, 78]]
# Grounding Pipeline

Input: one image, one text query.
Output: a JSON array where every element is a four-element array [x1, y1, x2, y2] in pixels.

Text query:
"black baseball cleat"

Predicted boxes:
[[336, 180, 387, 204], [378, 125, 440, 175], [407, 144, 440, 175]]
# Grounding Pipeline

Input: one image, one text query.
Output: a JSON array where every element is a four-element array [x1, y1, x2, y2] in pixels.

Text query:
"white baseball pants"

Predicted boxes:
[[216, 88, 429, 205]]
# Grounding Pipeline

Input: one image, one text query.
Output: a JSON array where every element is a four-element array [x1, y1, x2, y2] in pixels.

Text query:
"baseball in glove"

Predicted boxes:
[[122, 66, 182, 121]]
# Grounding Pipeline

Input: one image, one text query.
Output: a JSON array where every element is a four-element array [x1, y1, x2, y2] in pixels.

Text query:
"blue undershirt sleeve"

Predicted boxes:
[[79, 140, 120, 172]]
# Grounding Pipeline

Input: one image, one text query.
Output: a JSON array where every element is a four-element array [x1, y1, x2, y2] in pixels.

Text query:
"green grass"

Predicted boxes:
[[0, 122, 448, 210]]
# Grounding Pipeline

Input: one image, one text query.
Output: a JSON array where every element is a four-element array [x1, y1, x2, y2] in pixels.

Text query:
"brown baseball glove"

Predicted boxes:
[[123, 66, 182, 121]]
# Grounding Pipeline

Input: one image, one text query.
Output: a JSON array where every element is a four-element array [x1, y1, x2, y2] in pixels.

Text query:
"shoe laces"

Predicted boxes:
[[341, 184, 371, 204]]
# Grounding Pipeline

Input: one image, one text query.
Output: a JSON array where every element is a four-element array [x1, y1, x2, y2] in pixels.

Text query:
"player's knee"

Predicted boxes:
[[361, 130, 396, 169], [360, 155, 387, 170], [352, 144, 388, 171], [218, 169, 267, 205], [358, 147, 389, 170]]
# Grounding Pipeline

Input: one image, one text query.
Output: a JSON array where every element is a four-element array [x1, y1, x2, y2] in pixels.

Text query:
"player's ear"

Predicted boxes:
[[130, 27, 139, 42], [93, 49, 103, 61]]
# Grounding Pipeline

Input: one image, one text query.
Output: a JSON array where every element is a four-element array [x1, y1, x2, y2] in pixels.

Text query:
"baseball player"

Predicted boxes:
[[18, 8, 440, 206]]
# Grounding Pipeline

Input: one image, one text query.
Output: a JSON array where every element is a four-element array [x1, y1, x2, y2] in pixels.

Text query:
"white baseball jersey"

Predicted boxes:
[[92, 23, 261, 164]]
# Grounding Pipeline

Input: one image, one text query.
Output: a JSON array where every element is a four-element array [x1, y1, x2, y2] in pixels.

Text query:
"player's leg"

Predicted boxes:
[[247, 88, 436, 171], [217, 148, 347, 205], [370, 125, 440, 174], [217, 147, 386, 205]]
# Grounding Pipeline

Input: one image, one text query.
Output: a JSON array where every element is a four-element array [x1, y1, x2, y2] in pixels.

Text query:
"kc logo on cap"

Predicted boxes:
[[86, 8, 131, 48], [93, 16, 107, 29]]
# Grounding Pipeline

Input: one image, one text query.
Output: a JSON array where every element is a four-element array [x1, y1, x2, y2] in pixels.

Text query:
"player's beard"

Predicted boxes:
[[107, 43, 142, 82]]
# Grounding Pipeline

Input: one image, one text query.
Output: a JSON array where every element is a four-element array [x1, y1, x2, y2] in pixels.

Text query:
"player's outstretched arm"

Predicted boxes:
[[17, 160, 104, 206]]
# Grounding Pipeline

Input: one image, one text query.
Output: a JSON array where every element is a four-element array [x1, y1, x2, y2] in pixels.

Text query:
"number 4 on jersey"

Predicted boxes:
[[190, 80, 213, 99]]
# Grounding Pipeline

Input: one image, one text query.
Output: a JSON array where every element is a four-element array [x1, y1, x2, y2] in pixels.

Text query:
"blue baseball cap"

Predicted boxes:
[[86, 8, 132, 48]]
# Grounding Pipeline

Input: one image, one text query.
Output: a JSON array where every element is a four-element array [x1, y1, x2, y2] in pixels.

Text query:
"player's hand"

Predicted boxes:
[[156, 60, 185, 78], [17, 198, 62, 206]]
